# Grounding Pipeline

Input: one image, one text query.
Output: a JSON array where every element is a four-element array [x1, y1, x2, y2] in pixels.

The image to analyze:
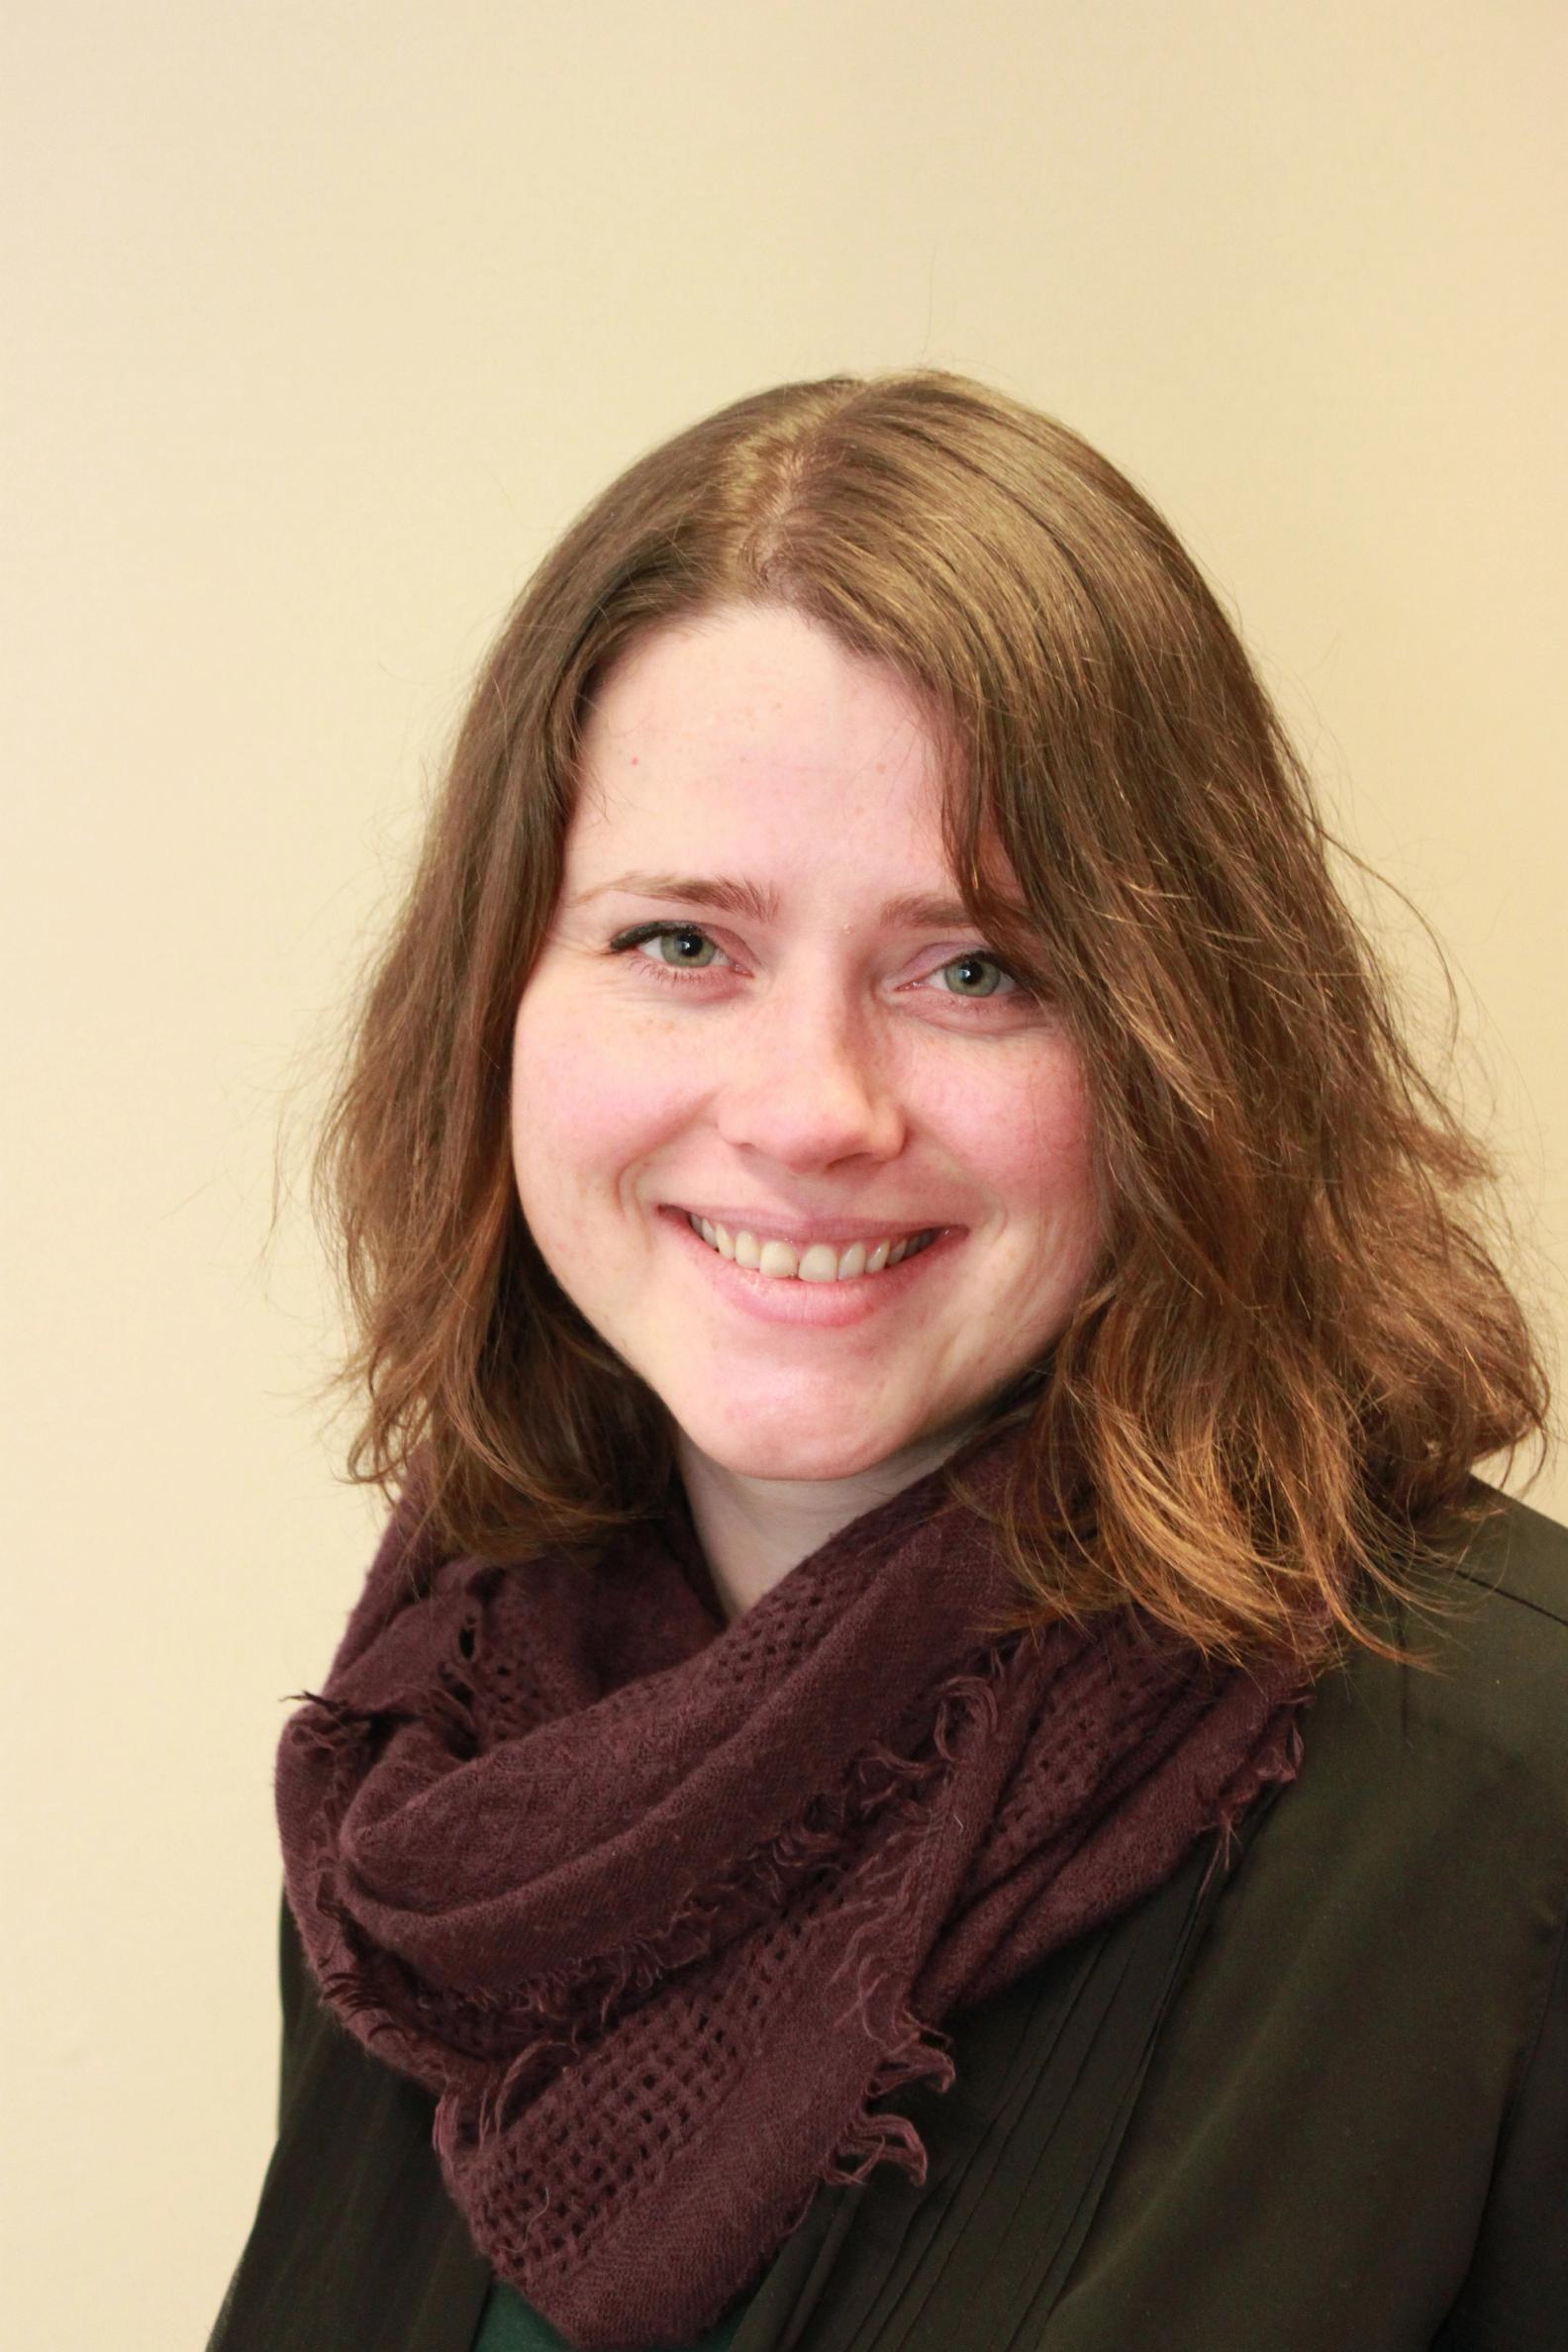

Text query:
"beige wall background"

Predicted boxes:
[[5, 4, 1564, 2343]]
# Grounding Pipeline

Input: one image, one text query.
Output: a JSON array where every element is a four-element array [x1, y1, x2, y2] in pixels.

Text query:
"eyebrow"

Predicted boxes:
[[566, 872, 990, 931]]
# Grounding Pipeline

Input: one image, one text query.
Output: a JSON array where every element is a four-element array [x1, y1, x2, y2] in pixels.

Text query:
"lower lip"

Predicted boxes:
[[659, 1207, 963, 1328]]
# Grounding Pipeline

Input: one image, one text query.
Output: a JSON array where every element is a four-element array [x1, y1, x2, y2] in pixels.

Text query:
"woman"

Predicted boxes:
[[209, 372, 1566, 2352]]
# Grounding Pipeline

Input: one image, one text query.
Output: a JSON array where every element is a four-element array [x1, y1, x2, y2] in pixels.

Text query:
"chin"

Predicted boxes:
[[673, 1402, 936, 1489]]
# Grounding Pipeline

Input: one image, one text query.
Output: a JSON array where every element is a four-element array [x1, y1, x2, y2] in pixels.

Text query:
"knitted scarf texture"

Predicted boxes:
[[276, 1423, 1314, 2351]]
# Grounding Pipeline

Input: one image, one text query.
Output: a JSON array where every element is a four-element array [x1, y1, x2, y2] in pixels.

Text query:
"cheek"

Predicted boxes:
[[949, 1037, 1095, 1167], [988, 1049, 1102, 1238], [510, 987, 687, 1205]]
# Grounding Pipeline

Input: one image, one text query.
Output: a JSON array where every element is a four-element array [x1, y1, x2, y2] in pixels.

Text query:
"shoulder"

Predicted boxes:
[[1442, 1475, 1568, 1628], [1392, 1478, 1568, 1778], [1297, 1477, 1568, 1888], [1047, 1485, 1568, 2347]]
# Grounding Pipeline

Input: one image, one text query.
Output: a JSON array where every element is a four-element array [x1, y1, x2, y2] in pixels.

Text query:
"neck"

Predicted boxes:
[[673, 1421, 980, 1624]]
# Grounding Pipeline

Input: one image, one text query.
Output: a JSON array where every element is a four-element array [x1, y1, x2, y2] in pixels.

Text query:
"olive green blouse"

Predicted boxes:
[[208, 1480, 1568, 2351]]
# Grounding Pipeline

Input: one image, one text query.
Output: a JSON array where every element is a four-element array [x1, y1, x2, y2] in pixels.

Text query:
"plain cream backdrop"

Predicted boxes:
[[5, 4, 1564, 2344]]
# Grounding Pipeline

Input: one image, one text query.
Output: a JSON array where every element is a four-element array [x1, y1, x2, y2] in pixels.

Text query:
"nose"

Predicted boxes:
[[711, 970, 907, 1170]]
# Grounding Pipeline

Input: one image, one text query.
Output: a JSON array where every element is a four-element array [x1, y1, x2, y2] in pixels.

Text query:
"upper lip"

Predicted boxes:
[[666, 1204, 957, 1247]]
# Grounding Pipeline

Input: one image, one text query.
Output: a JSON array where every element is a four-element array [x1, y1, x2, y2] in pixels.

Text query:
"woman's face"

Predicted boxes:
[[510, 602, 1104, 1489]]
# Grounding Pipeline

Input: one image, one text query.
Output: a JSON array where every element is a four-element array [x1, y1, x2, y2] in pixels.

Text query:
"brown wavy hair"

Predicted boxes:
[[297, 368, 1554, 1676]]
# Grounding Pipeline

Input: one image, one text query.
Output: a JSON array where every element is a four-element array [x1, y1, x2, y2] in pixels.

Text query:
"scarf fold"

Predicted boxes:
[[276, 1424, 1314, 2352]]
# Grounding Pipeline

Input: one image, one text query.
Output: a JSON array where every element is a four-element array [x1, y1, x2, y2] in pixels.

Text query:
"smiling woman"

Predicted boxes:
[[510, 604, 1105, 1587], [209, 373, 1565, 2352]]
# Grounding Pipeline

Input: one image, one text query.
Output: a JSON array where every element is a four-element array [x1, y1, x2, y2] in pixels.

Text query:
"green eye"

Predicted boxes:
[[939, 954, 1014, 999], [610, 922, 725, 968], [652, 927, 718, 967]]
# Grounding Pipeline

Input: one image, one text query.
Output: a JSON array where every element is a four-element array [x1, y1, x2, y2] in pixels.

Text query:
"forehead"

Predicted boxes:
[[572, 605, 950, 847]]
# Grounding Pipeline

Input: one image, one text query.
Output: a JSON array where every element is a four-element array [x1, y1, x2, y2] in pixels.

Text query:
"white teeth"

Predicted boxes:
[[688, 1215, 937, 1281]]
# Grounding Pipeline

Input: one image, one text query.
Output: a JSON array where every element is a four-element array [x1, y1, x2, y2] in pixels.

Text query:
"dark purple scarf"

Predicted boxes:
[[277, 1423, 1312, 2349]]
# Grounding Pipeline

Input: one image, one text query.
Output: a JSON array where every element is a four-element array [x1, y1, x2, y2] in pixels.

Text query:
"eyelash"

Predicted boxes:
[[605, 921, 1035, 1011]]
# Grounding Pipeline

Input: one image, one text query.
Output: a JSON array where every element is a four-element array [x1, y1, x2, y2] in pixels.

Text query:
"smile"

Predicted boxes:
[[685, 1214, 941, 1282]]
